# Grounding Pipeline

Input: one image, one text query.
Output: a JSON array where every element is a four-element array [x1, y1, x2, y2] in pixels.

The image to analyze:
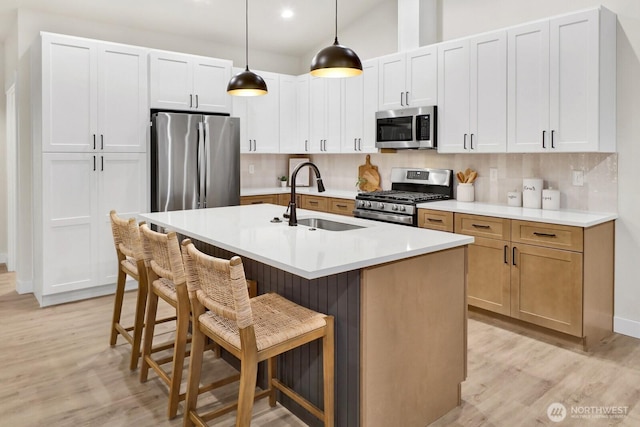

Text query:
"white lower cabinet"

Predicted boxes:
[[37, 153, 147, 302]]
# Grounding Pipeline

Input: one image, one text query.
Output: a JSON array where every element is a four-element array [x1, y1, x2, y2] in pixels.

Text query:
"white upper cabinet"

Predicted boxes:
[[149, 50, 232, 113], [343, 59, 378, 153], [296, 75, 311, 154], [378, 45, 437, 110], [309, 76, 341, 153], [279, 74, 299, 154], [40, 33, 148, 153], [233, 69, 280, 153], [438, 31, 507, 153], [508, 8, 616, 153], [98, 44, 149, 152]]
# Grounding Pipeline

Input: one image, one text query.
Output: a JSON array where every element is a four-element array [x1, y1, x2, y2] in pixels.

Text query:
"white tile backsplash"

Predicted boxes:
[[241, 152, 618, 213]]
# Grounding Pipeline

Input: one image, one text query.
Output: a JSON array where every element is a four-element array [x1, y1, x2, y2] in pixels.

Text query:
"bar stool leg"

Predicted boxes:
[[268, 357, 277, 407], [110, 267, 127, 346], [129, 276, 147, 370], [140, 289, 159, 383], [168, 296, 190, 419]]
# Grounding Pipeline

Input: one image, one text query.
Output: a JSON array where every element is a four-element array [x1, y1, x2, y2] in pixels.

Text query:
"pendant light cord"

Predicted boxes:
[[245, 0, 249, 71], [334, 0, 338, 44]]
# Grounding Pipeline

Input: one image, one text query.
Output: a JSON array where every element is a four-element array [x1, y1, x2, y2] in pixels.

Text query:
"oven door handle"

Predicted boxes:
[[353, 209, 415, 225]]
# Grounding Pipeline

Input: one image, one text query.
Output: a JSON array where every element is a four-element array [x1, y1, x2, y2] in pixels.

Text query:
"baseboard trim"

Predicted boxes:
[[38, 280, 138, 307], [16, 279, 33, 294], [613, 316, 640, 339]]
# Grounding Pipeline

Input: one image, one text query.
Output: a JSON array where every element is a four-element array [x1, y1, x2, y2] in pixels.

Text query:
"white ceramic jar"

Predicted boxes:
[[507, 190, 522, 207], [457, 183, 474, 202], [522, 178, 543, 209], [542, 188, 560, 210]]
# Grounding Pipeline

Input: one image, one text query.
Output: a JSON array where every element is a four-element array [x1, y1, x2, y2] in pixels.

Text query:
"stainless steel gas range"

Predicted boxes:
[[353, 167, 453, 226]]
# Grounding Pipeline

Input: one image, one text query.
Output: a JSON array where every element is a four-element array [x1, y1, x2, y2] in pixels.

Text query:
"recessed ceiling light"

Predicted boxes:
[[281, 8, 294, 19]]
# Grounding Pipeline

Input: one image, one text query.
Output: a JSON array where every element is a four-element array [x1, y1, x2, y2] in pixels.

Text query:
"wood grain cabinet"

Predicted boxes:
[[300, 195, 329, 212], [328, 199, 356, 216], [454, 213, 614, 348], [240, 195, 278, 205], [417, 209, 454, 232]]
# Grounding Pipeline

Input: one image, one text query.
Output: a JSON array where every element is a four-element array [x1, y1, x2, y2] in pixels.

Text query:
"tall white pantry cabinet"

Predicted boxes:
[[32, 33, 148, 306]]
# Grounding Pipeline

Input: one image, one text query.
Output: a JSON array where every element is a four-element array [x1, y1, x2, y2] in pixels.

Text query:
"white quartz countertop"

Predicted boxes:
[[418, 200, 617, 228], [139, 204, 473, 280], [241, 187, 358, 200]]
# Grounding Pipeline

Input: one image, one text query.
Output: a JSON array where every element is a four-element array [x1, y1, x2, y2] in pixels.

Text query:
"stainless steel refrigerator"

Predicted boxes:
[[151, 112, 240, 212]]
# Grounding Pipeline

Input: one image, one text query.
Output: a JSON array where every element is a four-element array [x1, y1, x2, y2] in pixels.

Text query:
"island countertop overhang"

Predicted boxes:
[[138, 204, 474, 280]]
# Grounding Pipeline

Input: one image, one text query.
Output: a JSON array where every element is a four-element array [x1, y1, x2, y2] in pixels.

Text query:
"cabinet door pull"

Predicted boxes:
[[472, 224, 491, 229], [542, 130, 546, 148], [512, 246, 517, 266], [248, 140, 252, 151], [533, 232, 557, 238], [504, 245, 509, 264], [305, 140, 308, 151], [428, 218, 444, 223], [309, 200, 318, 205], [100, 134, 104, 150], [354, 138, 357, 151], [93, 155, 96, 171], [93, 134, 96, 150], [358, 138, 362, 151], [336, 204, 347, 208], [551, 130, 555, 149], [251, 201, 263, 204], [195, 94, 199, 108], [101, 156, 104, 171], [400, 92, 404, 106], [406, 91, 410, 105], [463, 134, 467, 150], [190, 94, 193, 108]]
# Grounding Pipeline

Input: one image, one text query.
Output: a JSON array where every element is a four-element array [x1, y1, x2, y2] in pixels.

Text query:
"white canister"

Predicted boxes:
[[542, 188, 561, 210], [522, 178, 543, 209], [507, 190, 522, 207], [457, 183, 475, 202]]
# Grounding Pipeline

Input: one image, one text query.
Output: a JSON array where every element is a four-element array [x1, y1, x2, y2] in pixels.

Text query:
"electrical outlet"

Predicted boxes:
[[572, 170, 584, 186], [249, 164, 255, 175], [490, 168, 498, 182]]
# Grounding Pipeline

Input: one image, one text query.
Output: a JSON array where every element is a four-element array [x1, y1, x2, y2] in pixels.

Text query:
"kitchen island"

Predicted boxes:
[[139, 204, 474, 427]]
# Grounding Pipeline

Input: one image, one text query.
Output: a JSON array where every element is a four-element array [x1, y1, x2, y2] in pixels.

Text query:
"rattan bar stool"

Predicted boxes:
[[108, 210, 150, 370], [180, 239, 335, 427], [139, 224, 193, 419]]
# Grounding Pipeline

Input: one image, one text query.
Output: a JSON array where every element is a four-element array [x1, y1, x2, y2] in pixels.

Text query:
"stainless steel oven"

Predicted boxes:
[[354, 167, 452, 226], [375, 106, 437, 150]]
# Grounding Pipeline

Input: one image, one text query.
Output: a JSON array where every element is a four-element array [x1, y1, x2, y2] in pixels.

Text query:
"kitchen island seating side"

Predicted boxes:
[[180, 239, 335, 427]]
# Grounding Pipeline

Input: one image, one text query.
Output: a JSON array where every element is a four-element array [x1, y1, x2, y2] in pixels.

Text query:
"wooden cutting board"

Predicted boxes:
[[358, 155, 381, 192]]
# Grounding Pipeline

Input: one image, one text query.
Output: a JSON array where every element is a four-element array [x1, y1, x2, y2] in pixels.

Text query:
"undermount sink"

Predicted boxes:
[[297, 217, 365, 232]]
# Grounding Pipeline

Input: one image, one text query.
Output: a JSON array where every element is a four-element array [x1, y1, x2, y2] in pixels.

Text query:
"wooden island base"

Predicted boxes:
[[361, 246, 467, 427], [195, 242, 468, 427]]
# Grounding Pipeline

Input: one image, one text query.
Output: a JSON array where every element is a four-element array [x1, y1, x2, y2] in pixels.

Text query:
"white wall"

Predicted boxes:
[[0, 42, 6, 264]]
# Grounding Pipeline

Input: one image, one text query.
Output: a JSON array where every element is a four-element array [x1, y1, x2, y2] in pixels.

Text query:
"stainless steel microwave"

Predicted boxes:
[[375, 106, 437, 149]]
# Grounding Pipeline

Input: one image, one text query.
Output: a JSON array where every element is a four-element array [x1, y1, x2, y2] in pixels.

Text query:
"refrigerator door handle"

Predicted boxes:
[[202, 121, 209, 207], [196, 122, 205, 208]]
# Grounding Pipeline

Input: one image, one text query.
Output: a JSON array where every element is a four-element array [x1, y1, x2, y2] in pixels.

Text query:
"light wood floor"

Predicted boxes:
[[2, 267, 640, 426]]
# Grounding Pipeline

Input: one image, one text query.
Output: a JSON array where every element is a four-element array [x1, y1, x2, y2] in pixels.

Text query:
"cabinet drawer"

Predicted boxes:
[[511, 220, 583, 252], [328, 198, 355, 216], [418, 209, 453, 232], [301, 195, 328, 212], [240, 195, 277, 205], [454, 213, 510, 240]]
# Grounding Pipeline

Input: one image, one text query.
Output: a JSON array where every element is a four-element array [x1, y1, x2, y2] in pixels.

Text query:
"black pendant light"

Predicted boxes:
[[227, 0, 267, 96], [310, 0, 362, 78]]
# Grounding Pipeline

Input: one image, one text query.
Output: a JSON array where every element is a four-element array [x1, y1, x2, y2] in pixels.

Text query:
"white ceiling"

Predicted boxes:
[[0, 0, 391, 57]]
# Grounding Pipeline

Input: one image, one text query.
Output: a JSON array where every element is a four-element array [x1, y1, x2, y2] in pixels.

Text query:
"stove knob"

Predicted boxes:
[[378, 202, 385, 209], [391, 204, 398, 211], [399, 205, 406, 212], [365, 201, 372, 208], [357, 200, 364, 207]]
